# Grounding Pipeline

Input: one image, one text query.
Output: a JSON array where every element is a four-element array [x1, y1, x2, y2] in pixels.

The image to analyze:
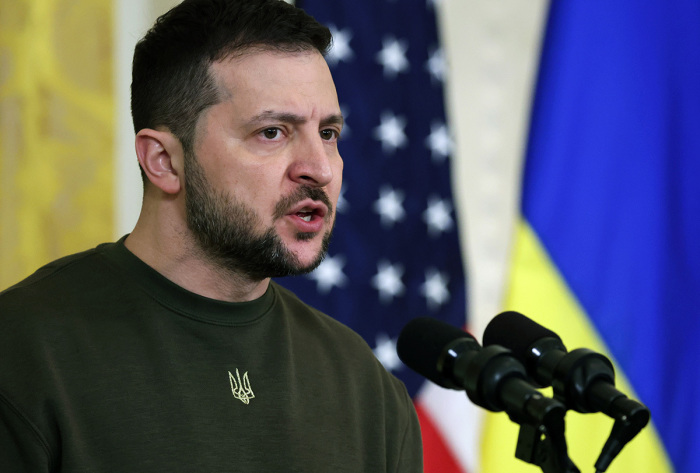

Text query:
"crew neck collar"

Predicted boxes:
[[99, 236, 276, 326]]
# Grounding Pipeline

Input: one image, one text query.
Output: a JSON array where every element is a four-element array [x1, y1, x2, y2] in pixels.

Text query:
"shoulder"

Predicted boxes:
[[269, 284, 422, 468], [270, 280, 373, 350], [270, 280, 410, 393], [0, 243, 122, 317], [0, 242, 125, 341], [1, 243, 115, 301]]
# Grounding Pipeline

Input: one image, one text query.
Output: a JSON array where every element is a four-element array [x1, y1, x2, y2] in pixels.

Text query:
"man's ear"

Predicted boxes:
[[135, 128, 185, 195]]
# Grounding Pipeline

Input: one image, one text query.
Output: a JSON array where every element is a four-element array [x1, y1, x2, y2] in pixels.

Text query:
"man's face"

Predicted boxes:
[[184, 50, 344, 280]]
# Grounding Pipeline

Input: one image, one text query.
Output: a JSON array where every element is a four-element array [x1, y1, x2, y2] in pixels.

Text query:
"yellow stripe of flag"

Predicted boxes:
[[479, 220, 672, 473]]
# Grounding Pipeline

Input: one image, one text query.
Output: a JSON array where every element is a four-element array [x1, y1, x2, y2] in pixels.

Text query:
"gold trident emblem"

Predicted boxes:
[[228, 369, 255, 405]]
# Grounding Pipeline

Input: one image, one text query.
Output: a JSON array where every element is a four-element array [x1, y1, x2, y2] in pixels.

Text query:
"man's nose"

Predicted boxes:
[[287, 132, 335, 188]]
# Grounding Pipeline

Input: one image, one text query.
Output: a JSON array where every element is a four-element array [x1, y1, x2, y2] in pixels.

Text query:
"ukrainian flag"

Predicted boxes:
[[481, 2, 700, 473]]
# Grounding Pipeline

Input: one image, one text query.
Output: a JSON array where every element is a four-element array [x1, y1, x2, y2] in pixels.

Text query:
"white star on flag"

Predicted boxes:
[[425, 47, 447, 84], [326, 25, 354, 66], [339, 104, 351, 139], [421, 268, 450, 311], [371, 260, 406, 304], [373, 111, 408, 154], [307, 254, 348, 294], [373, 333, 403, 372], [423, 196, 454, 237], [376, 36, 410, 78], [373, 185, 406, 227], [425, 121, 453, 162], [336, 184, 349, 214]]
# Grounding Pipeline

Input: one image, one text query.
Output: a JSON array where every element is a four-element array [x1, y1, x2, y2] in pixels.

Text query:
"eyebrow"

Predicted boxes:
[[249, 111, 344, 128]]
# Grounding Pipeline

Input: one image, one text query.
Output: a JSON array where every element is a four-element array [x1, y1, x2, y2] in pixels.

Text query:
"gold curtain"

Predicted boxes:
[[0, 0, 114, 289]]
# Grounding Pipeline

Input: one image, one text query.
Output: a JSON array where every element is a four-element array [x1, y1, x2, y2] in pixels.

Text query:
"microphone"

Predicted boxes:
[[483, 311, 650, 472], [397, 317, 565, 426]]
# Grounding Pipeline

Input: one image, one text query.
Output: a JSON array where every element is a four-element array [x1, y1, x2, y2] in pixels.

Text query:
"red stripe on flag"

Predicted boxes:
[[415, 401, 468, 473]]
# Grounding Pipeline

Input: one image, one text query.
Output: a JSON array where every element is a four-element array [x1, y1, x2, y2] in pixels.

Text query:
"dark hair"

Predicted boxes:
[[131, 0, 331, 159]]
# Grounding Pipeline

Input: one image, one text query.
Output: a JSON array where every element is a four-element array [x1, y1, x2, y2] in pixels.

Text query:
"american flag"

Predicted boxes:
[[277, 1, 474, 471]]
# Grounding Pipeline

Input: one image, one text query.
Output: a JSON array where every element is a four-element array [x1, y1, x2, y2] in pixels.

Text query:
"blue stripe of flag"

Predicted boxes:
[[522, 2, 700, 471]]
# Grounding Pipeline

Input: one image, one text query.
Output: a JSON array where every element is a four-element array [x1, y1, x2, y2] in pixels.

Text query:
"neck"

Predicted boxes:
[[125, 203, 269, 303]]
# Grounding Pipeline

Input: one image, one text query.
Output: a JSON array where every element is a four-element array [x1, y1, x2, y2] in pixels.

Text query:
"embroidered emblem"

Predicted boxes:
[[228, 369, 255, 405]]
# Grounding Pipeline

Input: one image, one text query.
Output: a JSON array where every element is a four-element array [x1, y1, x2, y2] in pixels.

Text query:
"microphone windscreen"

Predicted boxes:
[[397, 317, 474, 388], [483, 311, 562, 360]]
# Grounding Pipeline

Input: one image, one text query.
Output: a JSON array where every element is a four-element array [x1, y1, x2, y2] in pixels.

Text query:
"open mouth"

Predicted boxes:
[[296, 211, 314, 222], [284, 200, 330, 234], [288, 200, 328, 222]]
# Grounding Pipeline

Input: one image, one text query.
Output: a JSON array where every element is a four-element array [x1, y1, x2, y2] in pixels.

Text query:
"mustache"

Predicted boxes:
[[273, 186, 333, 221]]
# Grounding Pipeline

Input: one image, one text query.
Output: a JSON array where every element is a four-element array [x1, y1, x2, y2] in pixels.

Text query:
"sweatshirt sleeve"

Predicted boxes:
[[0, 392, 53, 473], [394, 386, 424, 473]]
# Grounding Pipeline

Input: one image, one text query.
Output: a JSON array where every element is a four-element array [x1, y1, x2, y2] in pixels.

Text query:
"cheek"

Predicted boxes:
[[213, 158, 270, 194], [233, 165, 288, 213]]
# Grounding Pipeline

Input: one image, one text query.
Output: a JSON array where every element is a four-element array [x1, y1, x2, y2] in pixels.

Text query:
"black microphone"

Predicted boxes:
[[483, 311, 650, 472], [397, 317, 565, 426]]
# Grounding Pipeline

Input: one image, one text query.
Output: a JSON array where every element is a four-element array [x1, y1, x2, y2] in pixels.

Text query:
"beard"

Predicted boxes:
[[184, 151, 334, 281]]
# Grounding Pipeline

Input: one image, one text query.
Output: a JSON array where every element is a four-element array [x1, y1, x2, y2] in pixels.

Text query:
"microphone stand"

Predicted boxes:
[[456, 345, 580, 473], [512, 396, 580, 473]]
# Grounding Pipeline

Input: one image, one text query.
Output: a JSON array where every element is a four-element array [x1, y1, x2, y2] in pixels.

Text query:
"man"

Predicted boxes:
[[0, 0, 423, 471]]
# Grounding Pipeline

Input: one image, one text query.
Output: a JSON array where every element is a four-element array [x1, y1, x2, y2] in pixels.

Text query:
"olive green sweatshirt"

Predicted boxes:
[[0, 239, 422, 472]]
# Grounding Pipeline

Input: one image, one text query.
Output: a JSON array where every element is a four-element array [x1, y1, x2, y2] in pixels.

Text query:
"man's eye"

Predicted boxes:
[[262, 128, 280, 139], [320, 129, 338, 140]]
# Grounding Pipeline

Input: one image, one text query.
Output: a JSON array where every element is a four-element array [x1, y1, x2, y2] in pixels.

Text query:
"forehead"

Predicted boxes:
[[209, 50, 339, 113]]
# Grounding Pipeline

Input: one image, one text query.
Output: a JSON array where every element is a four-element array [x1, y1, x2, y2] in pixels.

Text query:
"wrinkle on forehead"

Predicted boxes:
[[212, 51, 339, 117], [210, 49, 326, 95]]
